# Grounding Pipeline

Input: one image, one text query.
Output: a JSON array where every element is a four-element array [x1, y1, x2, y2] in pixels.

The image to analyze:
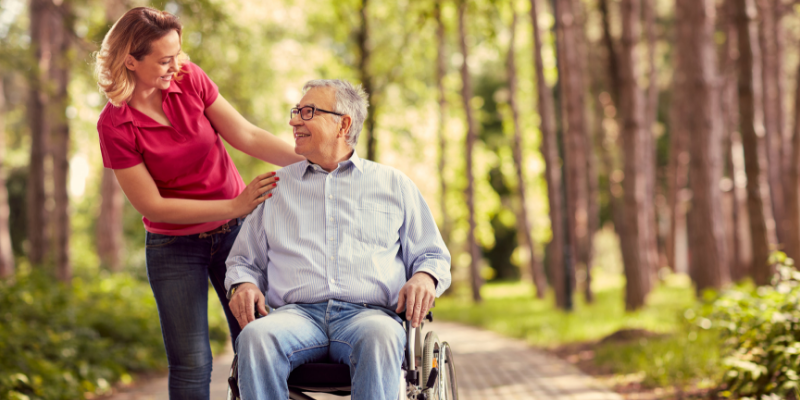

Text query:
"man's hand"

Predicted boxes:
[[229, 282, 269, 329], [396, 272, 436, 328]]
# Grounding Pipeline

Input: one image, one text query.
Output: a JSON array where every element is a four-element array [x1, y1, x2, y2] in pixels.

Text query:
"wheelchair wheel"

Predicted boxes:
[[227, 354, 240, 400], [441, 342, 458, 400], [422, 332, 458, 400]]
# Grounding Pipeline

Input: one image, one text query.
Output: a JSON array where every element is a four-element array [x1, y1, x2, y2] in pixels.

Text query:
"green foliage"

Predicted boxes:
[[0, 270, 164, 399], [593, 320, 723, 389], [699, 253, 800, 399]]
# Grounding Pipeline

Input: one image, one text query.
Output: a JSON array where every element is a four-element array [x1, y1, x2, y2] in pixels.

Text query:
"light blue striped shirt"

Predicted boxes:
[[224, 151, 451, 309]]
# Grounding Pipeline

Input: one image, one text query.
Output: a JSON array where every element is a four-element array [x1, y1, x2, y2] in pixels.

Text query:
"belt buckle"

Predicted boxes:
[[198, 221, 231, 239]]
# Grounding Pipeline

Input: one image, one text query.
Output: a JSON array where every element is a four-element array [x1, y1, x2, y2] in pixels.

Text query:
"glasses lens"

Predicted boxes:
[[301, 107, 314, 120], [291, 108, 299, 119]]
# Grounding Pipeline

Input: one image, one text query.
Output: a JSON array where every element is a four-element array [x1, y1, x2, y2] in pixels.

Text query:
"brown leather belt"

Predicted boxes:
[[198, 218, 241, 239]]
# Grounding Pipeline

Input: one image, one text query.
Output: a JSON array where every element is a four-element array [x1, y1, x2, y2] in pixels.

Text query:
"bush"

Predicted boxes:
[[698, 252, 800, 399], [1, 269, 178, 399]]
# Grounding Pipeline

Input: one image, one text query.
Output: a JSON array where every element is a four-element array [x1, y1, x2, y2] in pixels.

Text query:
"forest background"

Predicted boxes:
[[3, 0, 800, 398]]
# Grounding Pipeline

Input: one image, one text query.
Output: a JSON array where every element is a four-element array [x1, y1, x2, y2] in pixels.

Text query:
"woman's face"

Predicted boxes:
[[126, 30, 181, 92]]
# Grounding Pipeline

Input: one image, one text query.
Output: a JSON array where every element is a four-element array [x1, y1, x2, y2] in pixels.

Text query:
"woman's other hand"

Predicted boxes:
[[232, 172, 278, 217]]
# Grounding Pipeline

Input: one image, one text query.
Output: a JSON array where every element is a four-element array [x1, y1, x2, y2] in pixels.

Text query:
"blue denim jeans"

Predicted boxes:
[[236, 300, 406, 400], [145, 223, 242, 400]]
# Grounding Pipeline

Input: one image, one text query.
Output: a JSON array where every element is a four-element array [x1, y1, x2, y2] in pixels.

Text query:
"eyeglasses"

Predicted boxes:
[[290, 106, 345, 121]]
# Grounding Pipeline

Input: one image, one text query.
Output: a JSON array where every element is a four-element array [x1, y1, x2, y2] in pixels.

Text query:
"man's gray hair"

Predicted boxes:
[[302, 79, 369, 147]]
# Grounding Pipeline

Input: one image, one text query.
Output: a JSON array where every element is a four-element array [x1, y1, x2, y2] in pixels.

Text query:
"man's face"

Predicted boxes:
[[290, 87, 343, 161]]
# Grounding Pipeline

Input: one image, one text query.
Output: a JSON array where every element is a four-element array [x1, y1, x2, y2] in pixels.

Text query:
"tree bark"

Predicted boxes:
[[27, 0, 53, 267], [50, 1, 72, 283], [721, 0, 750, 281], [358, 0, 378, 161], [531, 0, 568, 308], [508, 11, 547, 299], [434, 0, 450, 246], [756, 0, 785, 246], [598, 0, 621, 104], [643, 0, 662, 272], [0, 78, 14, 279], [785, 59, 800, 263], [675, 0, 730, 293], [735, 0, 777, 285], [97, 170, 124, 271], [597, 0, 629, 273], [458, 1, 482, 302], [619, 0, 654, 310], [554, 0, 585, 305]]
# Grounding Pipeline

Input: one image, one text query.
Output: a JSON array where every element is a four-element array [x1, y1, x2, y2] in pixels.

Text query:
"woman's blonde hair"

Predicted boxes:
[[94, 7, 189, 107]]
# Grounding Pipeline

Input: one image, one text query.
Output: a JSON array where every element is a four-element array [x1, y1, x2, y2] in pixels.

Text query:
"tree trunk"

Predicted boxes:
[[532, 0, 568, 308], [735, 0, 777, 285], [675, 0, 730, 293], [644, 0, 663, 272], [554, 0, 585, 305], [756, 0, 785, 246], [434, 0, 450, 246], [458, 1, 481, 302], [97, 170, 124, 271], [50, 1, 72, 283], [619, 0, 653, 310], [785, 59, 800, 263], [597, 0, 628, 274], [584, 116, 598, 303], [358, 0, 378, 161], [667, 4, 694, 276], [721, 0, 750, 281], [0, 78, 14, 279], [598, 0, 621, 104], [508, 11, 547, 299], [27, 0, 53, 267]]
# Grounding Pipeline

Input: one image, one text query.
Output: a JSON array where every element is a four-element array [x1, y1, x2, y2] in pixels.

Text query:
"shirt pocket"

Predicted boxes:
[[355, 201, 401, 248]]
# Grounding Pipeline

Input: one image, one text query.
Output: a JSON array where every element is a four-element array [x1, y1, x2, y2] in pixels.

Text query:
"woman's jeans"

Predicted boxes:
[[235, 300, 406, 400], [145, 223, 242, 400]]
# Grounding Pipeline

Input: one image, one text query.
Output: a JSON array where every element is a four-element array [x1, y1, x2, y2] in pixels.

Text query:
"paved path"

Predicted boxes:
[[106, 320, 621, 400]]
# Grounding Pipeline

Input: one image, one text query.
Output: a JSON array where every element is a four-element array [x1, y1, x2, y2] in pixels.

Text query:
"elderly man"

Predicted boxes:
[[224, 79, 451, 400]]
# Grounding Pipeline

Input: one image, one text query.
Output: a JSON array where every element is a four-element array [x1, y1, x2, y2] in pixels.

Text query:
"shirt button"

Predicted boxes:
[[329, 195, 333, 199], [330, 279, 335, 284], [330, 256, 334, 260], [329, 217, 334, 222], [329, 237, 334, 241]]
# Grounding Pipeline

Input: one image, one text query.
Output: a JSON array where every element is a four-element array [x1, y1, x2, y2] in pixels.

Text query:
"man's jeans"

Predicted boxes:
[[235, 300, 406, 400], [145, 224, 243, 400]]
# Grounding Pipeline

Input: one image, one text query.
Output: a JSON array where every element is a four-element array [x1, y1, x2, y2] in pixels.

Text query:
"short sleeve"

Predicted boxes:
[[98, 114, 143, 169], [185, 62, 219, 108]]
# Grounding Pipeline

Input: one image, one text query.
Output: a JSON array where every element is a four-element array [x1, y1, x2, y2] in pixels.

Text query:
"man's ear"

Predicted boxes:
[[338, 115, 353, 138], [124, 54, 137, 72]]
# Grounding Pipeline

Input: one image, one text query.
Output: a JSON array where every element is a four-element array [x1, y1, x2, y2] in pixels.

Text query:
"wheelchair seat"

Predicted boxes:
[[287, 355, 351, 394], [228, 310, 458, 400]]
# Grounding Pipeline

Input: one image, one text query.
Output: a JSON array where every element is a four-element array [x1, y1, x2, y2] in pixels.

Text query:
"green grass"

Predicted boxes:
[[437, 271, 697, 347], [436, 270, 724, 390]]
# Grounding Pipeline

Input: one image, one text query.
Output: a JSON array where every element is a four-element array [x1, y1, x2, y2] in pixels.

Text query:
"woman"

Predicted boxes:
[[94, 7, 303, 399]]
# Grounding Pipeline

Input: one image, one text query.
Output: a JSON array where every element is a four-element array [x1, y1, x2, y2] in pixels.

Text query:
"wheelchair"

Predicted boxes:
[[227, 311, 459, 400]]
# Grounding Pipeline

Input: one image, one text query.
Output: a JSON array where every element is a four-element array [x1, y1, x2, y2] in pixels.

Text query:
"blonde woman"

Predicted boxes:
[[94, 7, 302, 399]]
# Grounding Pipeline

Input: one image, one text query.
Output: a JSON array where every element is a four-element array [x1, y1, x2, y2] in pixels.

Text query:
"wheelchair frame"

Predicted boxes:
[[227, 311, 459, 400]]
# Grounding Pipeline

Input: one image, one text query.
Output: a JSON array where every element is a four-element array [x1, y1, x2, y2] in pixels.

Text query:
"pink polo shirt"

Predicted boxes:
[[97, 62, 246, 236]]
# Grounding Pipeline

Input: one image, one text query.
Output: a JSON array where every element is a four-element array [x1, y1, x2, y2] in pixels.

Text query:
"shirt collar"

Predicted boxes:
[[300, 150, 363, 179], [109, 81, 182, 128]]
